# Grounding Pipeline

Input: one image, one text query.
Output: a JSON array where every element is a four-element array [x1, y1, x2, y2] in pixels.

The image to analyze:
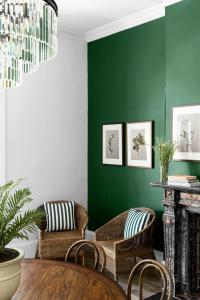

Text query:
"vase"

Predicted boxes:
[[160, 164, 169, 183]]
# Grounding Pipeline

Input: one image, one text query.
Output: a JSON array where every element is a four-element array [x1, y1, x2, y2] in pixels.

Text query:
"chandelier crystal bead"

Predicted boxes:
[[0, 0, 58, 88]]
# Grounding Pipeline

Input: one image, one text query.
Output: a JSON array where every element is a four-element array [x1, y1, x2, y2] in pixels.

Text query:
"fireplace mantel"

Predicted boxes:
[[151, 182, 200, 299], [151, 181, 200, 194]]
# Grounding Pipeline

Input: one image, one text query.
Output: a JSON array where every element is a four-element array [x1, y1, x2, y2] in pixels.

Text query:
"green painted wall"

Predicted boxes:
[[88, 0, 200, 250], [166, 0, 200, 177]]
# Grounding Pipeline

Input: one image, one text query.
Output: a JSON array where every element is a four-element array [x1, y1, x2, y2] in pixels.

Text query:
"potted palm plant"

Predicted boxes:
[[0, 180, 43, 300]]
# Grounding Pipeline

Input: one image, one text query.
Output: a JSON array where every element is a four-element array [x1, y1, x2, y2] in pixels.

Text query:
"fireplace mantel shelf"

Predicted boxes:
[[150, 182, 200, 194]]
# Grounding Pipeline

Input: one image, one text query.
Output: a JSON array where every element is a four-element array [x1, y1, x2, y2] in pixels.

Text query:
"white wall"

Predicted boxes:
[[0, 90, 6, 185], [2, 33, 88, 255]]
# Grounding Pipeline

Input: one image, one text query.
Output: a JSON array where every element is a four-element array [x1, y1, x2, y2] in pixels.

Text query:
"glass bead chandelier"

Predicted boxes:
[[0, 0, 58, 88]]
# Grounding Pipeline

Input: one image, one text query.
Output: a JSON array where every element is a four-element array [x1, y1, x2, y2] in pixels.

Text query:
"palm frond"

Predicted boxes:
[[0, 180, 43, 254], [3, 210, 43, 246]]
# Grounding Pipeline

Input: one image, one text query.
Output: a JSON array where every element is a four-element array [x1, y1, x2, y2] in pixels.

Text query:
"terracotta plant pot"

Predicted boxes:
[[0, 248, 24, 300]]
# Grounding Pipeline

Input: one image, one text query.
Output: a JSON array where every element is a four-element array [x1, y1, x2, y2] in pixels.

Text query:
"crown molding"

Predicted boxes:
[[164, 0, 182, 6], [86, 4, 165, 42], [58, 0, 182, 43], [85, 0, 183, 43]]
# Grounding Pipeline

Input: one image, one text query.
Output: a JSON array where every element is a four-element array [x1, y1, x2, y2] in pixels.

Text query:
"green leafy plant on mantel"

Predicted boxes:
[[153, 138, 177, 183], [0, 180, 43, 263]]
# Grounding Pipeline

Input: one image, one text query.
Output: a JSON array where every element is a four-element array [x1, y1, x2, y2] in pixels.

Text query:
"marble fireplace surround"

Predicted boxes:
[[151, 182, 200, 300]]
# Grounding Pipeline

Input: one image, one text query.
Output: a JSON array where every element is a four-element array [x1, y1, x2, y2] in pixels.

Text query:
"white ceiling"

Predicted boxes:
[[56, 0, 164, 35]]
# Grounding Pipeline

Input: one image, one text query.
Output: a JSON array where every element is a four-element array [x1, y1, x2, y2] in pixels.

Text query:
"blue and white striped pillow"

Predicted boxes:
[[44, 201, 75, 232], [124, 209, 150, 239]]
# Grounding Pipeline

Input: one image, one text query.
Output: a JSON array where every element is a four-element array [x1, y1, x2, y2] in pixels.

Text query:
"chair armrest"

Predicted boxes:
[[39, 229, 46, 240], [95, 211, 129, 241], [76, 205, 89, 237]]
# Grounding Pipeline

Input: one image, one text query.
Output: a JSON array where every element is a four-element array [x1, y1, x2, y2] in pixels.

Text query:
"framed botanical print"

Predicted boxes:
[[173, 104, 200, 161], [102, 123, 123, 166], [126, 121, 152, 168]]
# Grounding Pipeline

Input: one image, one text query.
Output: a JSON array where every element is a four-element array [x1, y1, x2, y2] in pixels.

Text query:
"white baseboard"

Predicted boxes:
[[8, 230, 163, 261]]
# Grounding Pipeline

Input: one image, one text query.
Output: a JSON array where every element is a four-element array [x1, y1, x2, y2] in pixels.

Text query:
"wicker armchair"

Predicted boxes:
[[37, 200, 88, 259], [95, 207, 156, 281]]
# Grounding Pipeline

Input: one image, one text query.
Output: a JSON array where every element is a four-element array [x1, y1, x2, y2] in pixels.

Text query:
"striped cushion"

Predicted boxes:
[[124, 209, 150, 239], [44, 201, 75, 232]]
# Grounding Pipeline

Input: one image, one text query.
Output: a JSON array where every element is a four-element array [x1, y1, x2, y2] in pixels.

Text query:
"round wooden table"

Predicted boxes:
[[12, 259, 127, 300]]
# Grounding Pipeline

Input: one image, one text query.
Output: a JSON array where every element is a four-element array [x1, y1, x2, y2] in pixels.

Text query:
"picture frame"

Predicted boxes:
[[102, 123, 123, 166], [126, 121, 152, 168], [172, 104, 200, 161]]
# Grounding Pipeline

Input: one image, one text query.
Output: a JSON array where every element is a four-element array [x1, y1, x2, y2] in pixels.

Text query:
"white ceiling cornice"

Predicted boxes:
[[59, 0, 182, 43], [86, 0, 182, 42], [86, 3, 165, 43], [164, 0, 182, 6]]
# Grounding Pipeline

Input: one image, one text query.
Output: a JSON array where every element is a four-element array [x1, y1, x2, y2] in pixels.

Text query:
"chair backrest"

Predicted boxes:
[[65, 240, 106, 272], [37, 200, 88, 233], [95, 207, 156, 242], [133, 207, 156, 224], [127, 259, 173, 300]]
